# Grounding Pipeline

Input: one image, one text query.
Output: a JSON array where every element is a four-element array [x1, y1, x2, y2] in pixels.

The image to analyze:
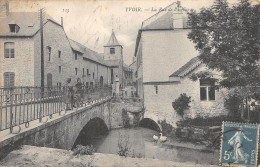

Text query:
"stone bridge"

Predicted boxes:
[[0, 97, 145, 160], [0, 98, 116, 159]]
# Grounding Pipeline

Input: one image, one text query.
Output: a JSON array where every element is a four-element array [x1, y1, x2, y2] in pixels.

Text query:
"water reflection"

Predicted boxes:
[[90, 127, 218, 165]]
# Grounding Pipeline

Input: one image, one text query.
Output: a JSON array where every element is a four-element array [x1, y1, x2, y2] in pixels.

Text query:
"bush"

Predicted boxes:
[[224, 92, 243, 118], [72, 145, 95, 156], [172, 93, 191, 118], [122, 109, 130, 128], [158, 119, 175, 138], [133, 112, 141, 127]]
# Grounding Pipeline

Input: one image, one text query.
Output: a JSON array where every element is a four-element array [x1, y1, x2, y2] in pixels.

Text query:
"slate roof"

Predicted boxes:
[[105, 31, 121, 46], [169, 56, 201, 78], [105, 59, 120, 67], [141, 2, 189, 30], [69, 39, 111, 67], [0, 12, 59, 37], [69, 39, 86, 53]]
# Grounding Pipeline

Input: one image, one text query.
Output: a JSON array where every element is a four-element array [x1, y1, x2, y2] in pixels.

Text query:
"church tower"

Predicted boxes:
[[104, 30, 123, 61], [104, 30, 124, 87]]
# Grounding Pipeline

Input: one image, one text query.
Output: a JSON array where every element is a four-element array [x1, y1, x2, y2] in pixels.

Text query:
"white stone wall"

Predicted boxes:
[[142, 30, 199, 82], [0, 38, 35, 87], [33, 21, 75, 87], [103, 46, 122, 60], [1, 20, 112, 88], [143, 65, 229, 127]]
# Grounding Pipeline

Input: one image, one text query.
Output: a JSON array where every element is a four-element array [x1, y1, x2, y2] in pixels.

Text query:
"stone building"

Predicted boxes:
[[134, 2, 228, 126], [0, 10, 112, 88]]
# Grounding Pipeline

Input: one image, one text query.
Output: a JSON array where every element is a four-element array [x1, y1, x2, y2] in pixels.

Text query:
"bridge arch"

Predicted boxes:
[[72, 117, 109, 149], [139, 118, 161, 132]]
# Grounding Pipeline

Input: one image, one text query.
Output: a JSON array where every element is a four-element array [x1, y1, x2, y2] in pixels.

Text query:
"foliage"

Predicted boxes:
[[72, 145, 95, 156], [117, 132, 130, 157], [172, 93, 191, 118], [122, 109, 131, 128], [158, 119, 175, 138], [177, 115, 244, 127], [187, 0, 260, 89], [224, 91, 243, 118]]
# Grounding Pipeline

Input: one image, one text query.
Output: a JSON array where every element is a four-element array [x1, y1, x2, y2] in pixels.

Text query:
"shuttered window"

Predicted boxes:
[[4, 72, 15, 87], [4, 42, 15, 58]]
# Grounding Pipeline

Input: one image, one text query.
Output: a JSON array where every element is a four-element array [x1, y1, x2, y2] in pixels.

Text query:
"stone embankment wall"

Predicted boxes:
[[110, 98, 143, 129]]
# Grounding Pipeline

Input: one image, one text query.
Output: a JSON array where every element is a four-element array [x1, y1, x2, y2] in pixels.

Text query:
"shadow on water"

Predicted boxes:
[[72, 117, 109, 149]]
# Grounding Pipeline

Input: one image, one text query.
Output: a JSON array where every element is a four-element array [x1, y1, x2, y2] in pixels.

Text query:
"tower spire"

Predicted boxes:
[[106, 30, 120, 46]]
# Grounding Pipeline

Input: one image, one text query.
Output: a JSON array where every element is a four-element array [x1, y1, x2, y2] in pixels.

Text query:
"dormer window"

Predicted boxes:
[[110, 48, 115, 54], [9, 24, 20, 33]]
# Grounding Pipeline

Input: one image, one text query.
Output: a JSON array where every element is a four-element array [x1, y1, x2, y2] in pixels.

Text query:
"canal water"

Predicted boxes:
[[90, 127, 218, 165]]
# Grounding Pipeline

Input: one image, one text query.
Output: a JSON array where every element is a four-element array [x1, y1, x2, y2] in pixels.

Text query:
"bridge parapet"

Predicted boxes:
[[0, 86, 112, 133], [0, 95, 112, 160]]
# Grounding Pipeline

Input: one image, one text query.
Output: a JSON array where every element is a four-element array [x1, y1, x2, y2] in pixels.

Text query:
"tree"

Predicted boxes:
[[172, 93, 191, 119], [187, 0, 260, 92]]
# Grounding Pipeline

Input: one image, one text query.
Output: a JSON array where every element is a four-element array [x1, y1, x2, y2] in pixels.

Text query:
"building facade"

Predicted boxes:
[[0, 3, 133, 88], [134, 2, 228, 126]]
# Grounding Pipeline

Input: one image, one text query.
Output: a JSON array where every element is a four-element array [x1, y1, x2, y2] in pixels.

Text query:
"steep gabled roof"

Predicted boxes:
[[169, 56, 201, 78], [141, 1, 189, 30], [0, 12, 59, 37], [105, 31, 121, 46]]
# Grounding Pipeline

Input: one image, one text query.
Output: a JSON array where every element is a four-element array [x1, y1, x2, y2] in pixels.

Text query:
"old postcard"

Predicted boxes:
[[0, 0, 259, 166]]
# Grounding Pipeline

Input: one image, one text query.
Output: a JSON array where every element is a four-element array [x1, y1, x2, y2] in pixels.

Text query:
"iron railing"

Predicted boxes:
[[0, 86, 112, 133]]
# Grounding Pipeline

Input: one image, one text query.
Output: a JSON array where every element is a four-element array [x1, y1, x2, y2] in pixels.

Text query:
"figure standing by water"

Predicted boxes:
[[228, 127, 253, 163]]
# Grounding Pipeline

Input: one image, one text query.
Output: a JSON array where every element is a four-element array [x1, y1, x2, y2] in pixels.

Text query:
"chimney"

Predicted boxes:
[[61, 17, 63, 28], [5, 1, 9, 16], [177, 0, 181, 10]]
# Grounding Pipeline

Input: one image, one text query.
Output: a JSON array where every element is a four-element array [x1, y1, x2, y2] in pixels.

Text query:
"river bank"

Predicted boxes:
[[0, 145, 218, 167]]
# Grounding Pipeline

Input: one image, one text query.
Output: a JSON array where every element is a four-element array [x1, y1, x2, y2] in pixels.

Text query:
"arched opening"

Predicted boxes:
[[72, 117, 109, 149], [100, 76, 103, 87], [139, 118, 161, 132]]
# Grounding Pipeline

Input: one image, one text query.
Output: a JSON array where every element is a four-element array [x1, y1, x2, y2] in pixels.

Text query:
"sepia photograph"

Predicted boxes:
[[0, 0, 259, 166]]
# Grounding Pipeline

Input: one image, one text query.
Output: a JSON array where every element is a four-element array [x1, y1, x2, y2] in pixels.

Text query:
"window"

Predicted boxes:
[[4, 72, 15, 87], [4, 42, 15, 58], [87, 69, 89, 75], [47, 46, 51, 61], [58, 50, 61, 58], [83, 68, 85, 76], [9, 24, 20, 33], [154, 85, 158, 94], [86, 82, 89, 88], [75, 68, 78, 75], [59, 66, 61, 74], [110, 48, 115, 54], [93, 72, 94, 79], [75, 53, 77, 60], [200, 79, 215, 101]]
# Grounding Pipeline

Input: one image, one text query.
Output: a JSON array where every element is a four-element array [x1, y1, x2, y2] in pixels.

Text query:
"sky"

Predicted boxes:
[[7, 0, 259, 65]]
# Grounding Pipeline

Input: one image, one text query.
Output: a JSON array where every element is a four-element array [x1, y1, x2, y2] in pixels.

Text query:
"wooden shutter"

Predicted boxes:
[[3, 72, 15, 87], [4, 73, 9, 87], [9, 73, 15, 87]]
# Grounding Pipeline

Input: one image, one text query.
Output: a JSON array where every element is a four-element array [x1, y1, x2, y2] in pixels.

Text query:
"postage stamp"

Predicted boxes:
[[220, 122, 259, 166]]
